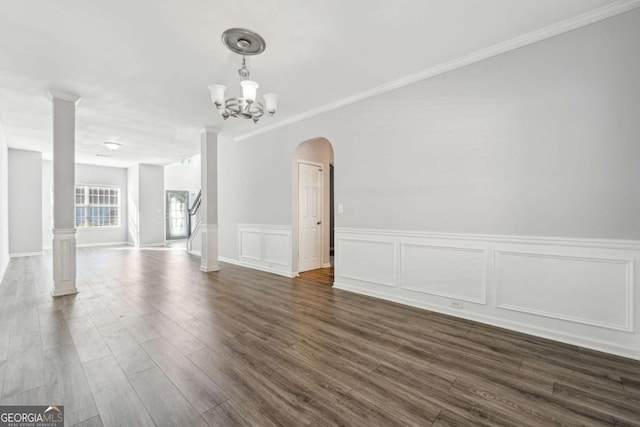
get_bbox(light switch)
[338,204,344,214]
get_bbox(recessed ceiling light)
[104,142,121,150]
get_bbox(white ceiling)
[0,0,624,168]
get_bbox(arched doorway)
[292,138,334,285]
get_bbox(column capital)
[48,90,81,104]
[203,126,221,135]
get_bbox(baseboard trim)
[333,281,640,361]
[0,256,8,284]
[77,241,129,248]
[219,256,297,278]
[10,251,45,258]
[189,250,202,257]
[322,263,332,268]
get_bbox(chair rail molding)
[333,227,640,360]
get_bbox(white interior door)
[299,161,323,272]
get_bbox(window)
[75,185,120,228]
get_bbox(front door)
[298,162,323,272]
[166,190,189,240]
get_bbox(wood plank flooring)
[0,246,639,426]
[298,267,334,286]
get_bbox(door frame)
[297,160,324,272]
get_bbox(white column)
[200,127,219,272]
[49,90,80,296]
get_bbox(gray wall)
[219,9,640,260]
[43,161,129,247]
[128,164,165,247]
[8,149,42,254]
[164,155,200,192]
[0,124,9,279]
[139,165,165,246]
[127,165,140,246]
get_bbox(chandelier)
[208,28,277,123]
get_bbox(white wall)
[218,10,640,358]
[8,149,42,255]
[127,165,140,246]
[164,155,200,192]
[43,161,128,247]
[0,123,9,280]
[139,164,164,246]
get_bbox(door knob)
[317,221,322,225]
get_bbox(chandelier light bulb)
[240,80,259,102]
[208,84,226,108]
[264,93,278,115]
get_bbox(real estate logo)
[0,405,64,427]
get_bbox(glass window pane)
[75,186,121,227]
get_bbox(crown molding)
[47,90,81,104]
[235,0,640,142]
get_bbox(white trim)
[10,251,45,258]
[200,223,220,272]
[400,243,488,305]
[494,250,634,332]
[235,0,640,143]
[77,241,129,248]
[0,257,8,284]
[53,228,76,235]
[48,90,81,104]
[337,238,396,287]
[52,229,77,297]
[333,281,640,362]
[219,256,298,278]
[322,263,332,268]
[204,126,221,134]
[237,223,292,231]
[334,227,640,251]
[237,224,295,277]
[77,227,123,231]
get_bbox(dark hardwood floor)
[1,246,639,426]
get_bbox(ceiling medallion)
[208,28,277,123]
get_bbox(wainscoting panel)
[263,232,290,266]
[401,244,486,303]
[334,228,640,360]
[337,238,396,287]
[495,250,632,332]
[239,230,262,261]
[235,224,294,277]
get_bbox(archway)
[292,138,334,284]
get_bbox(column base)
[51,228,78,297]
[200,224,220,272]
